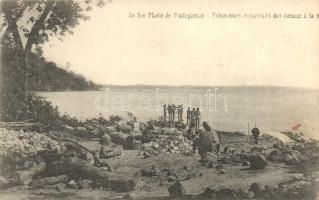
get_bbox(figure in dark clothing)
[168,104,172,122]
[251,127,260,144]
[172,104,176,121]
[183,120,198,153]
[195,108,201,131]
[197,121,220,162]
[186,107,191,124]
[179,105,183,121]
[176,105,180,120]
[163,104,167,121]
[191,108,196,126]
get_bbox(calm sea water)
[38,87,319,138]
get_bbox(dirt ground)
[0,134,309,200]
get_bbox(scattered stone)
[75,127,87,135]
[160,127,178,135]
[100,133,112,145]
[67,179,77,189]
[268,149,282,162]
[141,166,161,177]
[123,193,138,200]
[243,161,250,166]
[167,176,177,182]
[143,152,151,158]
[77,179,92,189]
[54,183,66,191]
[219,154,242,164]
[250,182,263,196]
[43,183,66,191]
[249,155,267,169]
[105,125,118,133]
[220,156,232,164]
[207,161,214,168]
[215,164,224,169]
[273,143,282,149]
[118,120,128,125]
[237,188,250,198]
[201,187,217,198]
[168,182,186,198]
[133,123,140,132]
[247,191,255,199]
[63,125,75,132]
[216,187,237,199]
[99,144,122,159]
[264,185,276,197]
[85,152,94,165]
[219,169,226,174]
[117,124,132,134]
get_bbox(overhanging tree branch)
[24,1,54,54]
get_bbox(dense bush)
[27,53,100,91]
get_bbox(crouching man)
[197,121,220,163]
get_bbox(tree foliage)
[0,0,106,121]
[1,0,107,53]
[28,52,100,91]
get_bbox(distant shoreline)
[35,85,319,92]
[99,85,319,91]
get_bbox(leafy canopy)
[1,0,107,53]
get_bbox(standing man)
[180,105,183,121]
[168,104,172,122]
[191,108,196,129]
[251,127,260,144]
[176,105,180,120]
[163,104,167,121]
[195,108,201,131]
[172,104,176,121]
[186,107,191,124]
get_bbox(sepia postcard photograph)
[0,0,319,199]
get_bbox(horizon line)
[98,84,319,90]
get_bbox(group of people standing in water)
[162,104,218,163]
[162,104,201,130]
[162,104,184,122]
[186,107,201,131]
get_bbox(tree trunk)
[46,132,112,169]
[51,157,136,192]
[24,1,54,54]
[0,20,27,121]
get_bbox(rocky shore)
[0,114,318,199]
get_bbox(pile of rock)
[0,128,62,172]
[281,131,306,143]
[267,140,319,166]
[268,148,307,165]
[0,127,137,193]
[141,134,193,157]
[258,133,284,147]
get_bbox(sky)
[42,0,319,88]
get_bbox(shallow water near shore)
[38,86,319,138]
